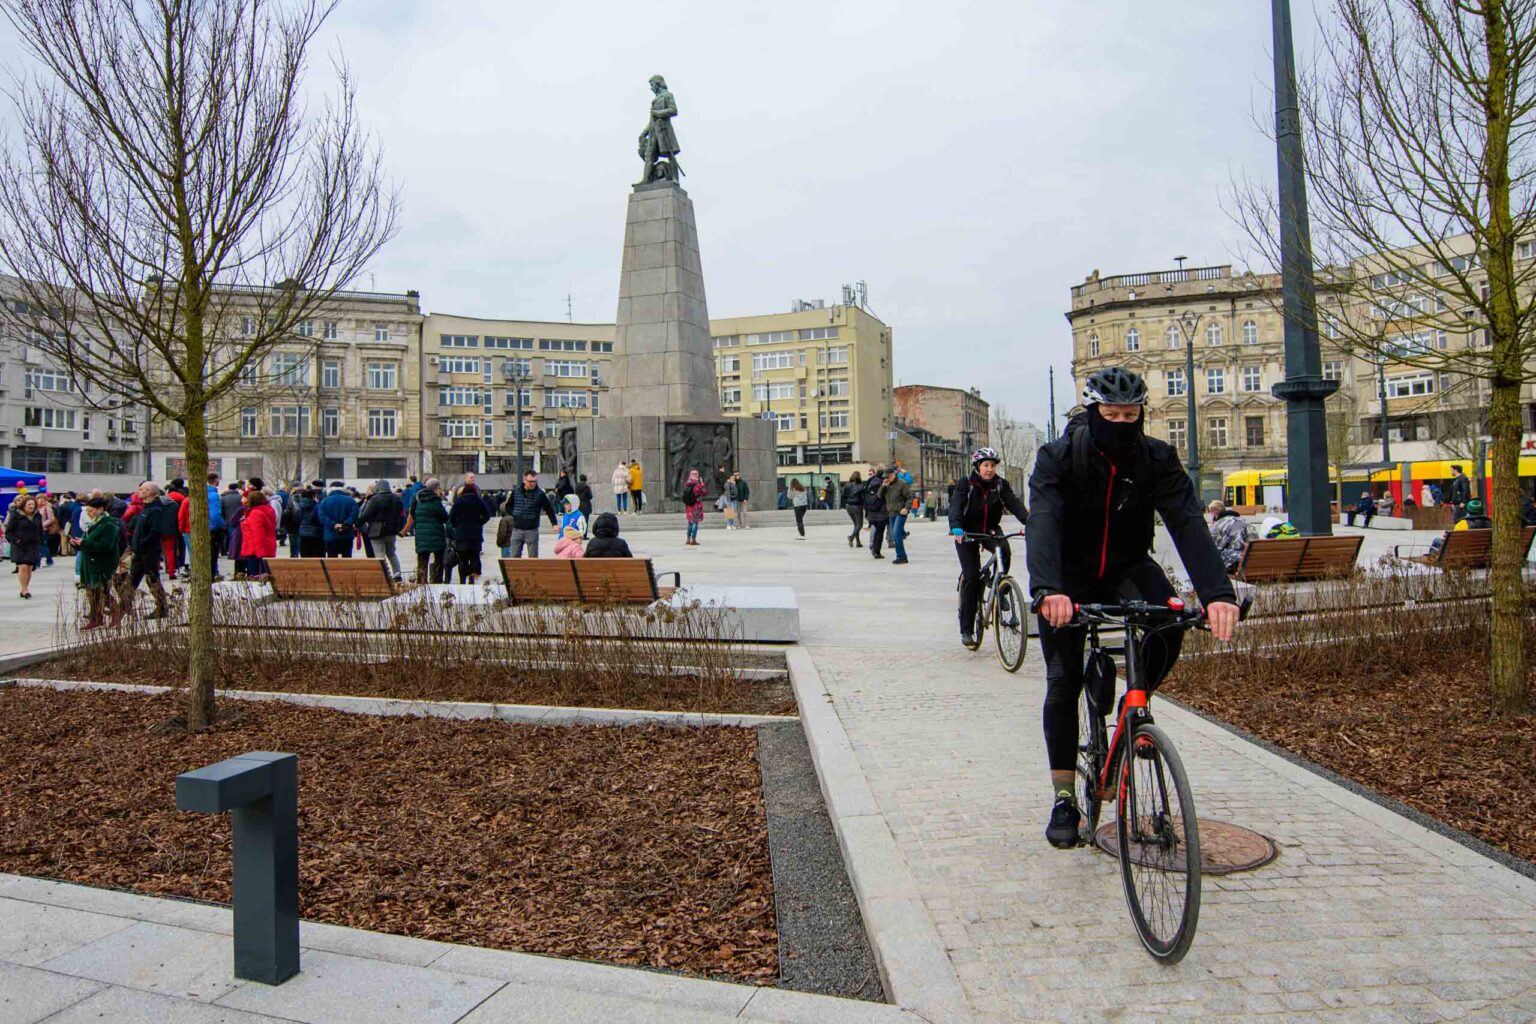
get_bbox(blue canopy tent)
[0,467,48,517]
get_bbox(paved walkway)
[4,519,1536,1022]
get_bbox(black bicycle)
[956,530,1027,673]
[1069,597,1231,963]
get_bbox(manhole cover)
[1093,819,1278,875]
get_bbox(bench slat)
[498,559,582,603]
[323,559,394,598]
[573,559,659,603]
[1237,534,1361,582]
[267,559,332,598]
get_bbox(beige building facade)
[710,302,894,483]
[152,288,425,487]
[419,315,616,483]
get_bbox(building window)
[1167,417,1186,452]
[241,316,257,337]
[439,419,480,439]
[1518,240,1536,260]
[746,331,794,345]
[798,326,839,340]
[1245,416,1265,448]
[771,412,794,431]
[820,409,850,429]
[1125,327,1140,352]
[367,409,397,438]
[1166,324,1183,350]
[1242,320,1258,345]
[13,446,68,473]
[80,449,129,474]
[712,335,739,348]
[752,351,795,372]
[366,361,398,390]
[1088,333,1100,357]
[373,323,390,341]
[321,359,341,389]
[439,386,484,407]
[722,388,741,405]
[323,321,338,340]
[825,379,850,397]
[268,406,311,436]
[753,382,795,401]
[271,352,309,387]
[1206,322,1223,346]
[240,361,259,385]
[1166,368,1186,397]
[27,369,73,394]
[440,356,480,374]
[544,389,589,409]
[825,346,848,364]
[1323,315,1340,339]
[500,358,532,378]
[1206,368,1226,394]
[719,354,741,373]
[545,359,589,378]
[322,407,340,437]
[240,407,258,437]
[502,387,533,409]
[1242,366,1262,392]
[24,407,77,430]
[591,341,613,353]
[441,335,478,348]
[1208,417,1229,448]
[298,319,314,338]
[1385,372,1435,398]
[1387,331,1435,358]
[538,338,585,351]
[357,457,406,478]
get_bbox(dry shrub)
[44,585,789,715]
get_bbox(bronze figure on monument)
[637,75,683,185]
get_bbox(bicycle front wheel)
[1076,687,1107,842]
[1116,722,1201,963]
[992,577,1027,672]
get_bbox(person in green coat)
[74,497,122,629]
[403,478,449,583]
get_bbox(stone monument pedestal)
[575,415,775,515]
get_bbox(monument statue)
[637,75,683,185]
[559,427,579,479]
[666,422,736,499]
[710,425,733,493]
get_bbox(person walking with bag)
[682,469,707,545]
[6,496,43,598]
[448,482,491,582]
[403,478,449,582]
[357,479,404,581]
[864,468,890,558]
[789,479,810,538]
[841,472,865,547]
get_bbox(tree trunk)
[182,403,217,730]
[1488,382,1526,717]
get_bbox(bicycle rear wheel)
[1075,688,1107,842]
[992,577,1027,673]
[1116,722,1201,963]
[965,578,989,649]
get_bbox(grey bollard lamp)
[175,752,300,985]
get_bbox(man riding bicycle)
[949,446,1029,647]
[1027,367,1239,848]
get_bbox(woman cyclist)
[949,447,1029,647]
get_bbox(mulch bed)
[0,687,778,982]
[29,654,797,717]
[1163,663,1536,865]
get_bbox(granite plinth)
[576,416,775,515]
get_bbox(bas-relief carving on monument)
[637,75,683,185]
[665,422,734,499]
[559,427,579,478]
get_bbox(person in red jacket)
[239,490,278,578]
[164,484,187,576]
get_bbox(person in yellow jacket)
[627,458,644,514]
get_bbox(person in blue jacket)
[317,481,358,558]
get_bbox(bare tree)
[1324,387,1365,507]
[989,404,1044,481]
[1231,0,1535,716]
[0,0,397,729]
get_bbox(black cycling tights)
[1039,558,1182,773]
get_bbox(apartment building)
[0,275,146,492]
[710,302,894,482]
[150,288,425,486]
[1067,248,1536,494]
[419,315,616,482]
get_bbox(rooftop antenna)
[369,272,376,291]
[857,281,868,309]
[566,294,573,323]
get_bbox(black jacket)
[131,497,178,555]
[841,480,865,508]
[1447,474,1471,506]
[501,485,558,531]
[357,489,403,539]
[448,490,491,549]
[575,481,594,518]
[863,476,889,523]
[583,512,632,558]
[555,475,575,502]
[1026,417,1235,606]
[5,510,42,563]
[948,473,1028,536]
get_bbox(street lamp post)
[1175,308,1205,495]
[502,361,532,475]
[1269,0,1339,535]
[1376,355,1392,464]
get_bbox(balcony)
[1072,265,1230,299]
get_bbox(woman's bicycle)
[1068,597,1242,963]
[956,530,1027,673]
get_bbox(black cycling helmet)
[1082,366,1148,406]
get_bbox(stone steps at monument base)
[585,508,945,532]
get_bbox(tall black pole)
[1181,312,1202,495]
[514,381,525,475]
[1376,357,1391,464]
[1048,367,1057,437]
[1269,0,1338,534]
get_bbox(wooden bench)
[498,557,680,605]
[267,558,394,600]
[1394,526,1536,570]
[1234,534,1364,582]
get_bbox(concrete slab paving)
[0,898,135,967]
[0,962,102,1024]
[213,948,504,1024]
[38,986,287,1024]
[40,920,244,1003]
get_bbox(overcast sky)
[8,0,1328,430]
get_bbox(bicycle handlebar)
[1068,596,1253,630]
[957,530,1026,542]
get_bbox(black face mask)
[1088,405,1144,455]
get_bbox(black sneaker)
[1046,797,1081,849]
[961,631,975,647]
